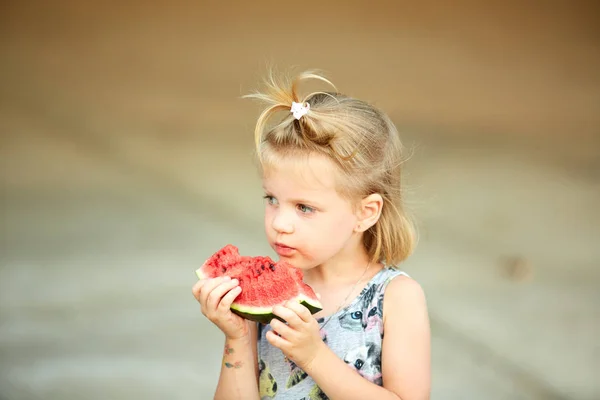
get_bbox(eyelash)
[263,195,316,214]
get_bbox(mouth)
[275,242,294,249]
[274,242,296,256]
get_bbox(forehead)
[261,152,341,198]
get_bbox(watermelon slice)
[195,244,323,324]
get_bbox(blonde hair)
[244,69,416,266]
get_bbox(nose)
[271,208,294,234]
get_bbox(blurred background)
[1,1,599,399]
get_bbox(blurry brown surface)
[1,1,599,399]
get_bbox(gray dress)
[257,267,409,399]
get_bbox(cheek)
[331,211,358,234]
[311,213,356,247]
[264,207,274,229]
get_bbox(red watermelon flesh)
[196,244,248,279]
[195,244,323,324]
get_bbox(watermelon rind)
[230,293,323,324]
[195,268,208,280]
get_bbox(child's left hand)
[266,301,325,370]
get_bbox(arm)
[305,276,431,400]
[192,277,261,400]
[214,321,260,400]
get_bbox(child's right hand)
[192,276,248,340]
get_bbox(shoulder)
[382,273,428,323]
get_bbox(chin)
[277,254,312,270]
[276,253,298,265]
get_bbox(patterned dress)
[257,267,409,399]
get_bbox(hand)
[192,276,249,340]
[266,301,325,370]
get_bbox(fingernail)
[223,276,231,281]
[232,279,238,285]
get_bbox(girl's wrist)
[301,341,329,375]
[224,321,253,343]
[225,333,251,344]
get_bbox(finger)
[266,330,290,350]
[270,318,296,340]
[192,279,206,299]
[284,301,313,324]
[199,277,231,306]
[206,278,239,311]
[272,304,303,328]
[218,285,242,311]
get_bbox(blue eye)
[263,195,278,206]
[350,311,362,319]
[297,204,315,214]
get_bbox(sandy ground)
[1,2,599,399]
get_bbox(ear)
[354,193,384,232]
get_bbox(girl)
[192,70,431,399]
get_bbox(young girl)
[192,70,431,399]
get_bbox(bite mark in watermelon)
[196,244,323,324]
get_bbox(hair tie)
[291,101,310,120]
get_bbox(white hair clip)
[291,101,310,120]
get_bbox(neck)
[304,242,378,287]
